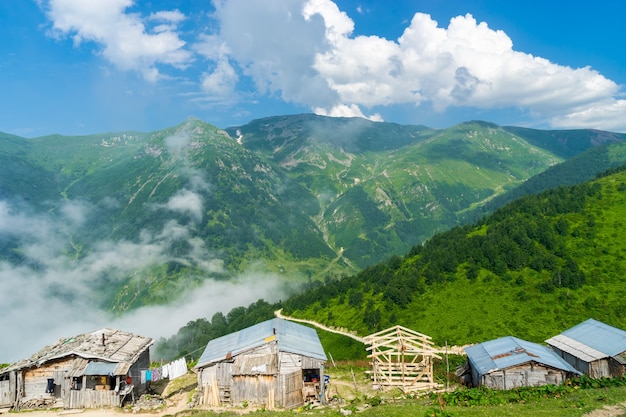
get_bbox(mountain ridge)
[2,114,626,314]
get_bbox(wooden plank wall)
[482,365,567,389]
[65,389,120,409]
[0,376,15,407]
[589,360,611,378]
[282,370,303,409]
[231,375,275,407]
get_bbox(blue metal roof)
[196,318,326,369]
[465,336,579,376]
[558,319,626,357]
[83,361,117,376]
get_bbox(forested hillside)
[2,115,625,316]
[157,164,626,360]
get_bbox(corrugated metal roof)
[196,318,326,369]
[545,334,606,362]
[84,362,118,376]
[465,336,579,376]
[81,361,132,376]
[546,319,626,359]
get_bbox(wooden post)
[328,352,336,368]
[319,364,325,405]
[445,341,449,390]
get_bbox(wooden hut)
[463,336,579,389]
[0,328,153,410]
[363,325,441,392]
[546,318,626,378]
[195,318,326,409]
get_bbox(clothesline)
[140,357,187,384]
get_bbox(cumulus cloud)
[204,0,626,130]
[551,99,626,131]
[40,0,192,81]
[201,58,239,97]
[0,198,289,363]
[37,0,626,130]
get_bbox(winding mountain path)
[274,309,365,343]
[275,309,468,355]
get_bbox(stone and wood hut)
[195,318,326,409]
[546,318,626,378]
[0,328,153,410]
[463,336,579,389]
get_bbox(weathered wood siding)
[197,341,324,408]
[553,348,591,376]
[551,347,626,378]
[231,375,276,407]
[0,371,16,407]
[588,360,611,378]
[478,363,567,389]
[128,350,151,394]
[199,362,232,387]
[609,358,626,377]
[23,358,72,399]
[65,389,120,409]
[279,352,323,375]
[281,370,303,409]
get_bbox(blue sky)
[2,0,626,137]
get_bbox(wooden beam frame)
[364,325,442,392]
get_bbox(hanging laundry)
[169,357,187,380]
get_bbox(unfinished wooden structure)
[0,328,153,410]
[546,318,626,378]
[364,325,441,392]
[463,336,579,389]
[195,318,326,409]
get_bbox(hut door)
[53,371,65,398]
[282,370,303,409]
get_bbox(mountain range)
[2,114,626,315]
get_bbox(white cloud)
[206,1,626,130]
[551,99,626,131]
[41,0,193,81]
[307,11,624,126]
[314,103,382,121]
[165,189,204,221]
[212,0,339,108]
[0,197,289,363]
[201,58,239,97]
[37,0,626,131]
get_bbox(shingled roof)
[0,328,153,375]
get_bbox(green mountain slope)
[2,115,625,313]
[228,116,620,267]
[0,119,343,311]
[502,125,626,158]
[281,165,626,346]
[480,141,626,215]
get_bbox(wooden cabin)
[0,328,153,410]
[195,318,326,409]
[463,336,579,389]
[546,318,626,378]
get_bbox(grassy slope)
[284,166,626,346]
